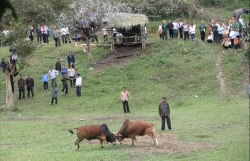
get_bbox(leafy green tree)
[3,19,39,108]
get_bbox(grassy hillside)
[0,12,249,161]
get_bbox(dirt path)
[216,50,226,96]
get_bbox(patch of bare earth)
[84,133,217,154]
[216,51,226,96]
[91,46,145,74]
[27,56,40,66]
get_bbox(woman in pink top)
[120,87,130,113]
[41,25,47,44]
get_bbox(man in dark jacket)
[67,51,75,68]
[61,73,69,94]
[55,58,61,73]
[17,74,25,99]
[36,24,42,42]
[162,20,168,40]
[26,74,34,98]
[0,58,7,73]
[158,97,172,131]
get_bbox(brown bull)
[68,124,116,150]
[116,118,159,147]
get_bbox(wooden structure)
[106,13,149,50]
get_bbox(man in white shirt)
[60,26,68,43]
[173,20,178,38]
[103,28,108,42]
[48,67,58,88]
[75,73,82,97]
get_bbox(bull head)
[115,134,123,144]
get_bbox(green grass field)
[0,13,249,161]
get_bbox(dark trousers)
[169,29,173,38]
[51,78,57,88]
[62,84,68,94]
[11,81,14,93]
[29,35,33,41]
[27,87,34,97]
[218,34,223,43]
[76,86,81,97]
[68,63,74,69]
[37,33,42,42]
[230,39,234,48]
[43,82,48,90]
[46,35,49,44]
[161,116,171,130]
[207,39,213,43]
[69,77,74,87]
[62,35,67,43]
[200,31,205,41]
[103,35,107,42]
[19,88,25,99]
[55,38,61,47]
[162,32,168,40]
[184,31,189,40]
[179,28,183,38]
[51,97,57,104]
[213,31,218,42]
[122,100,130,113]
[42,34,47,43]
[73,79,76,87]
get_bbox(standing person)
[199,21,206,41]
[29,26,34,41]
[211,20,218,43]
[61,73,69,95]
[158,97,172,131]
[73,68,78,88]
[217,23,223,43]
[183,22,189,40]
[162,20,168,40]
[75,73,82,97]
[53,28,61,47]
[120,87,130,113]
[26,74,34,98]
[41,25,47,44]
[189,23,196,41]
[10,70,19,93]
[60,26,67,43]
[144,25,147,40]
[103,28,108,42]
[158,22,162,39]
[17,74,25,100]
[48,67,58,88]
[46,25,50,44]
[61,64,67,77]
[178,20,184,38]
[0,58,7,73]
[51,85,58,105]
[42,71,49,91]
[36,24,42,42]
[55,58,61,74]
[68,65,75,88]
[168,20,174,39]
[172,20,178,38]
[67,51,75,68]
[112,27,117,42]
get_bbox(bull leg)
[131,136,137,146]
[75,138,84,150]
[100,136,109,149]
[100,140,104,148]
[148,133,159,146]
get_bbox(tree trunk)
[86,38,93,63]
[6,73,14,108]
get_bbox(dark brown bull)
[116,118,158,147]
[68,124,116,150]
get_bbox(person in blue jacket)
[61,64,67,77]
[67,51,75,68]
[42,71,49,91]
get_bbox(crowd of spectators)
[158,15,249,49]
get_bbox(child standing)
[42,71,49,91]
[51,85,58,105]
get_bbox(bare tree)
[57,0,134,63]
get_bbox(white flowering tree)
[57,0,135,63]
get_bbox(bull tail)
[152,124,163,137]
[68,128,78,134]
